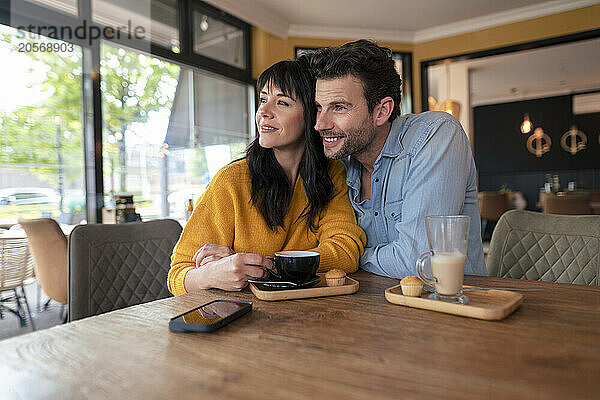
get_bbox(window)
[92,0,179,51]
[0,25,86,225]
[193,11,246,69]
[392,52,413,115]
[22,0,78,16]
[100,43,179,220]
[165,68,250,220]
[2,0,253,224]
[101,43,252,223]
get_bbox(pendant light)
[520,114,532,134]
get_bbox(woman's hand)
[192,244,235,267]
[185,253,272,292]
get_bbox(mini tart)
[325,269,346,287]
[400,276,424,297]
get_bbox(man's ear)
[374,97,394,126]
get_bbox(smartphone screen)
[181,300,248,324]
[169,300,252,332]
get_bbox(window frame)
[186,0,251,83]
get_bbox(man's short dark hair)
[310,39,402,122]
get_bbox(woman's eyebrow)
[260,88,296,101]
[276,92,296,101]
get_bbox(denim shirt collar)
[379,115,408,158]
[345,156,361,191]
[345,115,409,191]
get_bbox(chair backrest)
[487,210,600,285]
[68,219,182,321]
[0,237,35,291]
[478,191,511,221]
[541,193,591,215]
[592,191,600,215]
[18,218,68,304]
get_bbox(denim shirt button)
[374,212,378,216]
[375,178,379,182]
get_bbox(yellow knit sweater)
[168,159,366,296]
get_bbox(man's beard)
[321,123,376,160]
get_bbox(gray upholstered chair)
[487,210,600,285]
[592,191,600,215]
[68,219,182,321]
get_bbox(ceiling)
[205,0,598,42]
[467,37,600,105]
[205,0,600,107]
[425,37,600,107]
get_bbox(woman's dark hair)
[310,39,402,122]
[247,56,334,232]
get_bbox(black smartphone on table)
[169,300,252,333]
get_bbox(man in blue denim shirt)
[311,40,486,278]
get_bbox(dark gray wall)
[474,93,600,210]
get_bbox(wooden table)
[0,271,598,399]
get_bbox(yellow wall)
[252,4,600,112]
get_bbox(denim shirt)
[343,111,486,278]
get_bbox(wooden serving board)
[250,274,359,301]
[385,284,523,320]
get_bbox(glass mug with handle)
[416,215,470,304]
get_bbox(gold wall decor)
[560,126,587,155]
[527,127,551,157]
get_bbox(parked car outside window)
[0,188,61,206]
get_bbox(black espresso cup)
[267,251,320,284]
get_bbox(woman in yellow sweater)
[168,57,366,295]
